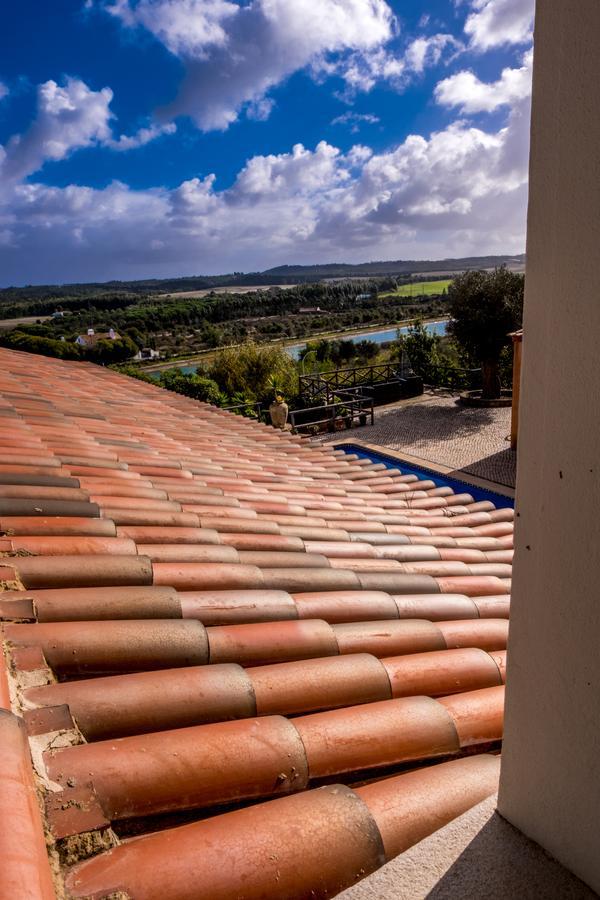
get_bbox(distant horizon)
[0,252,526,292]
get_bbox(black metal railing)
[289,393,374,435]
[222,401,263,420]
[418,365,482,392]
[299,363,405,405]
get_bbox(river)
[285,319,448,360]
[159,319,448,375]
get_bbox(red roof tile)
[0,347,512,897]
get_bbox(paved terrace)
[315,391,516,490]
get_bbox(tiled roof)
[75,331,121,347]
[0,347,512,899]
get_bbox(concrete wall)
[498,1,600,892]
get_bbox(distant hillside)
[264,255,526,278]
[0,254,525,302]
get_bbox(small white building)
[133,348,161,361]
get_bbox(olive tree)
[448,267,524,399]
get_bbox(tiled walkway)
[315,391,516,488]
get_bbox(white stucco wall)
[498,1,600,892]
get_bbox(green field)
[379,279,453,299]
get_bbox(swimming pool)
[335,443,514,509]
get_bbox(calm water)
[287,319,448,359]
[157,319,448,375]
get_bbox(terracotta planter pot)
[269,400,289,429]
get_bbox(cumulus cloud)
[464,0,535,51]
[327,33,461,101]
[405,34,461,74]
[230,141,350,200]
[105,2,465,129]
[1,78,113,181]
[435,49,532,113]
[106,0,238,56]
[0,77,179,180]
[107,0,395,130]
[0,82,8,101]
[0,94,529,283]
[105,121,177,150]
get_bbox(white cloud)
[2,78,113,181]
[332,111,380,133]
[329,33,461,100]
[464,0,535,51]
[405,34,461,74]
[0,95,529,283]
[0,82,8,101]
[105,121,177,150]
[107,0,396,130]
[230,141,349,200]
[106,0,238,56]
[106,2,465,130]
[246,97,275,122]
[435,49,532,113]
[0,77,180,179]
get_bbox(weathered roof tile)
[0,348,512,898]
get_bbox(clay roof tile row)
[0,348,512,899]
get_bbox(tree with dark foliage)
[448,267,524,399]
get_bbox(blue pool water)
[336,443,514,509]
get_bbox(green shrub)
[0,330,82,360]
[112,365,156,384]
[208,341,297,403]
[160,369,224,405]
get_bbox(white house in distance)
[75,327,120,348]
[133,347,161,361]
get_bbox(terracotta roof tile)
[0,347,512,897]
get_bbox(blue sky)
[0,0,534,285]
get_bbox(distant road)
[0,315,52,331]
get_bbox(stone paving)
[314,390,516,488]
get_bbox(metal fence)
[420,364,482,392]
[222,401,263,419]
[289,392,374,435]
[299,363,403,405]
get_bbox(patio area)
[314,390,516,489]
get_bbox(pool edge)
[333,440,516,503]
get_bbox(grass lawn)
[379,279,453,299]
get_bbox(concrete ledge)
[340,795,595,899]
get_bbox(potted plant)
[340,406,352,429]
[268,380,289,429]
